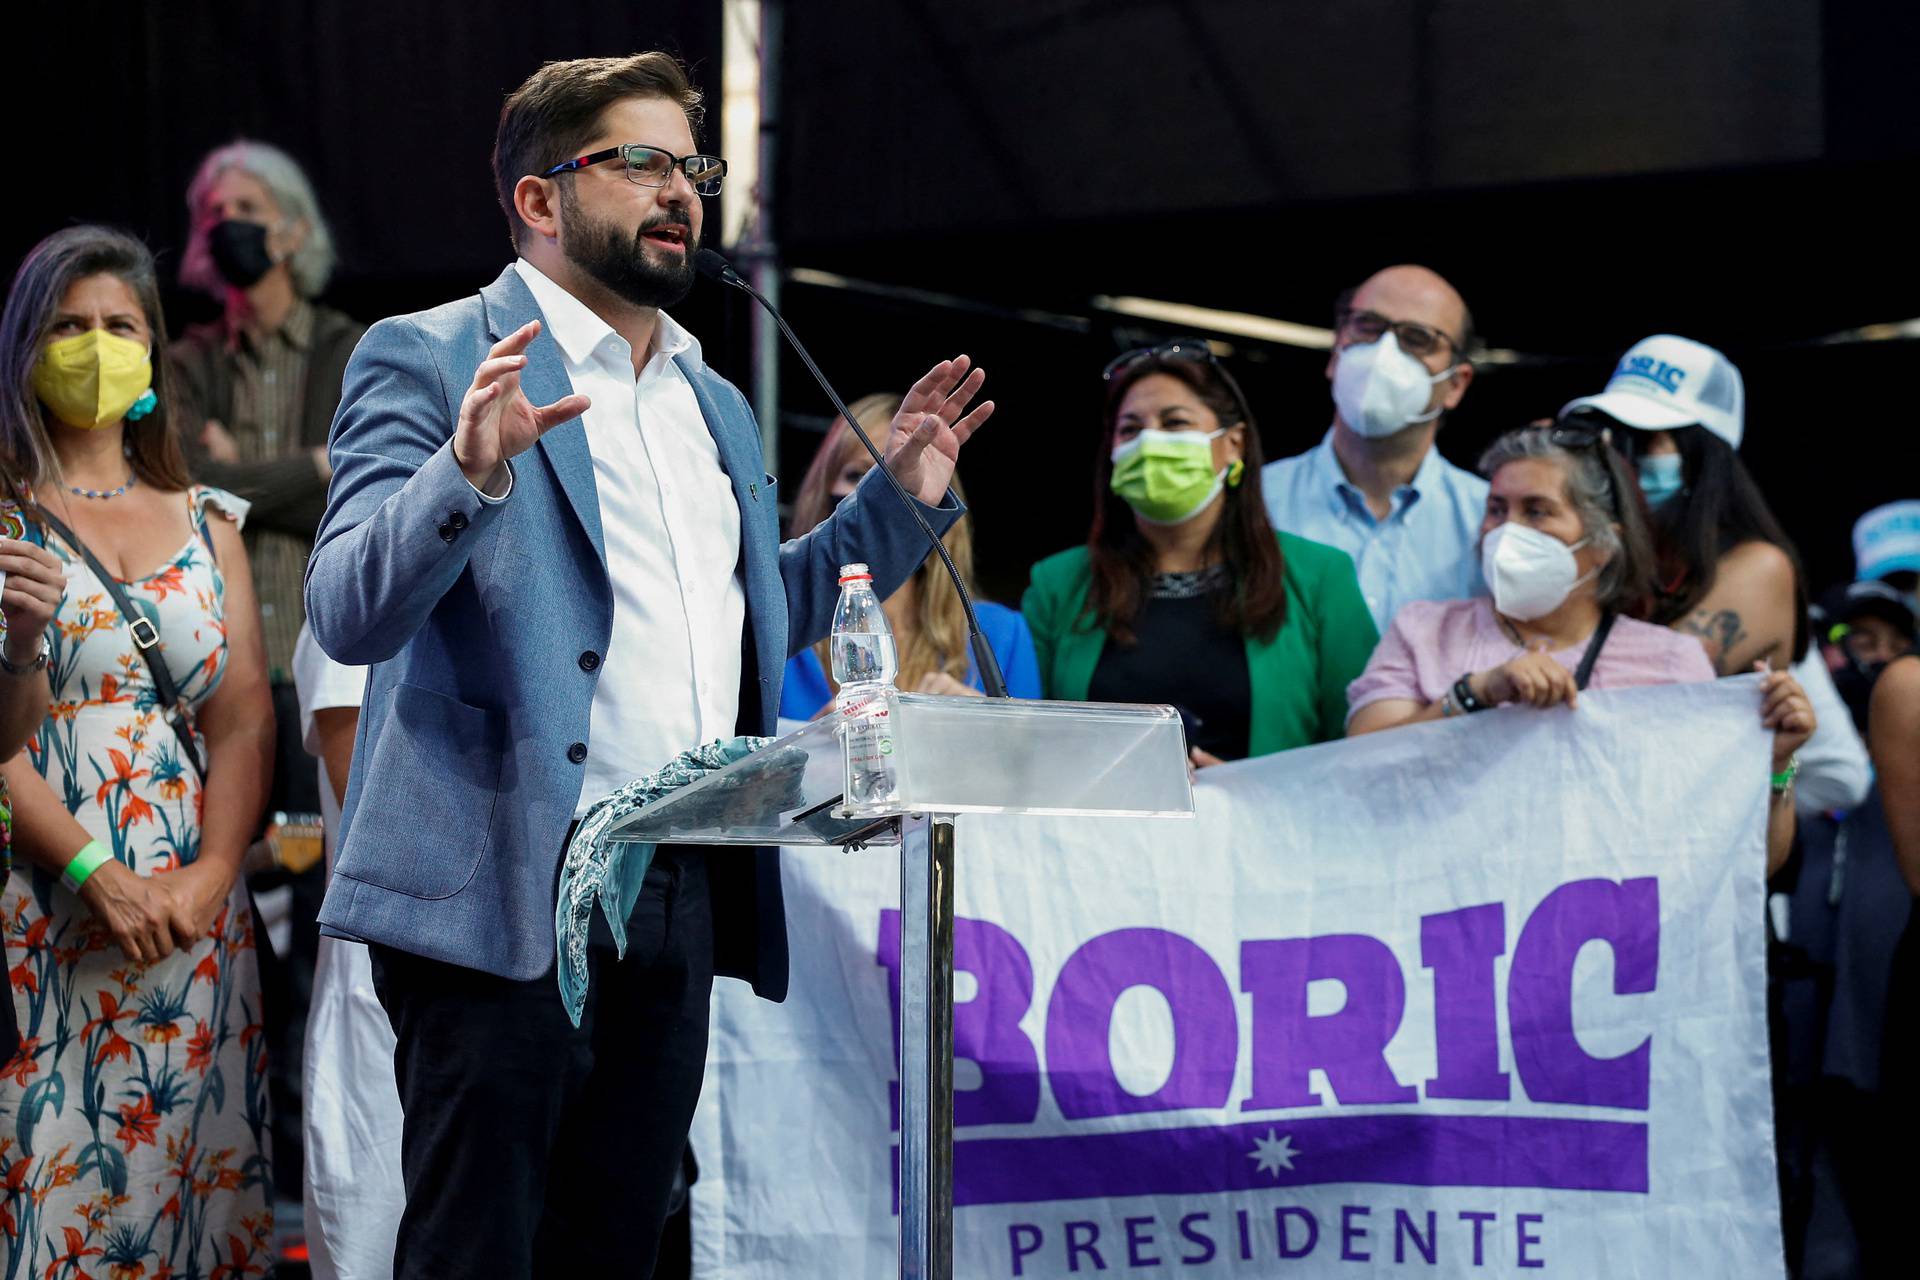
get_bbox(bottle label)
[839,686,899,807]
[839,690,889,720]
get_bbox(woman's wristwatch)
[0,632,51,677]
[1452,674,1491,714]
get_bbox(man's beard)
[559,188,697,311]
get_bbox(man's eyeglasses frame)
[540,144,728,196]
[1334,308,1465,364]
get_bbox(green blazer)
[1021,532,1381,757]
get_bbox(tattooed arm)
[1673,541,1798,675]
[1676,606,1750,675]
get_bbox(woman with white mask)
[1023,339,1379,765]
[1348,424,1814,872]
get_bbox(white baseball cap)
[1560,334,1745,449]
[1854,500,1920,582]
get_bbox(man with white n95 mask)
[1262,265,1486,634]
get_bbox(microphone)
[696,248,1009,699]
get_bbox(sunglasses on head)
[1541,418,1624,517]
[1545,420,1609,452]
[1102,336,1255,429]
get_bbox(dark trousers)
[369,849,714,1280]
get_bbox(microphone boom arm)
[702,253,1010,699]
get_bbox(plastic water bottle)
[831,563,900,811]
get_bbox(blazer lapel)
[479,267,607,574]
[676,354,760,494]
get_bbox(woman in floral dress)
[0,227,275,1280]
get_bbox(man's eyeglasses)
[1102,336,1255,430]
[1335,308,1463,362]
[541,144,728,196]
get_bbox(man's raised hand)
[882,355,994,505]
[453,320,591,495]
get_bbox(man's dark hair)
[492,53,705,248]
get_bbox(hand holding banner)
[692,680,1782,1278]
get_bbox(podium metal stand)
[611,693,1194,1280]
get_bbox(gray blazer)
[306,265,957,992]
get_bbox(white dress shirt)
[514,260,746,815]
[1789,646,1872,816]
[1263,428,1490,634]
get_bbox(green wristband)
[1770,754,1801,795]
[61,840,112,892]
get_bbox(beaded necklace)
[69,473,137,500]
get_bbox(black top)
[1086,565,1253,760]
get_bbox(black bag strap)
[1573,611,1618,692]
[34,507,207,782]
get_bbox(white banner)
[690,680,1782,1277]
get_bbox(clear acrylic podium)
[611,692,1194,1280]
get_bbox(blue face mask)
[1637,453,1685,507]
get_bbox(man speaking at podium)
[305,52,993,1279]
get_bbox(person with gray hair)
[1347,422,1814,874]
[171,138,365,680]
[168,139,366,1223]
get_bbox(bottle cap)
[837,563,872,583]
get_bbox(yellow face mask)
[32,329,154,429]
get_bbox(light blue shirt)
[1261,428,1490,634]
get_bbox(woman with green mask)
[0,225,274,1278]
[1022,338,1378,764]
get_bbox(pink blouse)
[1347,597,1718,719]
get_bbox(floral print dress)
[0,489,270,1280]
[1,779,12,1068]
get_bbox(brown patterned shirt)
[223,300,316,677]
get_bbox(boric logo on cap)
[1613,352,1688,395]
[1560,334,1745,449]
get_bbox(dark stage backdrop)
[781,0,1837,240]
[767,158,1920,609]
[4,1,1916,607]
[1,1,727,339]
[771,0,1920,604]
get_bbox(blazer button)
[438,524,455,543]
[449,511,470,531]
[567,742,589,764]
[578,651,601,672]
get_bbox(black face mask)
[207,219,276,289]
[1832,659,1880,736]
